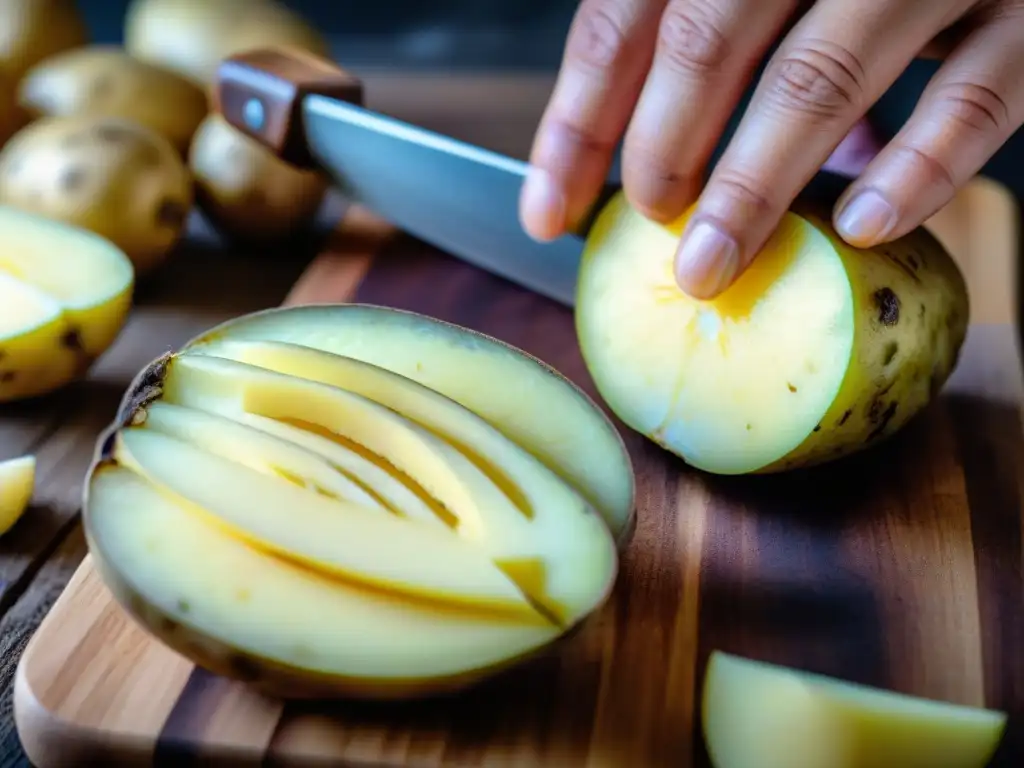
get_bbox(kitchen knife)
[210,48,857,307]
[210,47,622,307]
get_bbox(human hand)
[519,0,1024,299]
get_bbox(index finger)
[672,0,965,299]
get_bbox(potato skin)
[124,0,329,89]
[0,0,89,84]
[0,116,193,276]
[189,114,327,242]
[18,46,209,154]
[760,204,969,472]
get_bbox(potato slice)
[86,465,562,699]
[575,192,969,474]
[702,651,1006,768]
[187,304,635,543]
[0,455,35,535]
[112,426,542,618]
[84,305,631,697]
[0,205,134,402]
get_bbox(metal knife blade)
[300,94,612,307]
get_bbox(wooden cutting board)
[11,181,1024,768]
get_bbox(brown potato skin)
[0,0,89,85]
[18,46,209,155]
[189,114,328,242]
[0,116,193,276]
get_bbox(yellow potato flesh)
[113,426,541,618]
[0,205,134,402]
[188,304,635,542]
[84,305,629,697]
[159,352,617,624]
[575,192,969,474]
[87,465,562,693]
[0,455,35,535]
[702,651,1006,768]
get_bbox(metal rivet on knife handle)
[213,47,365,169]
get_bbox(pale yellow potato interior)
[0,204,132,311]
[576,195,855,474]
[0,273,59,337]
[185,304,634,539]
[702,651,1007,768]
[158,352,617,624]
[114,426,542,617]
[0,454,34,534]
[87,465,563,682]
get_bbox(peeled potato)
[18,45,210,154]
[124,0,329,90]
[189,114,328,242]
[0,116,193,276]
[0,0,89,85]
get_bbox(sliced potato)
[0,115,193,276]
[702,651,1007,768]
[83,304,634,698]
[575,192,969,474]
[19,45,209,154]
[0,204,134,402]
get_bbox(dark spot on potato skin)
[59,165,87,193]
[0,371,15,383]
[883,341,898,366]
[158,615,180,635]
[157,199,188,229]
[813,424,821,432]
[873,288,900,326]
[866,402,898,442]
[787,383,797,393]
[94,123,135,144]
[838,409,852,426]
[919,303,926,319]
[61,327,84,352]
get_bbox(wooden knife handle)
[213,47,365,168]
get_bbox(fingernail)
[674,220,739,299]
[835,189,896,244]
[520,167,566,242]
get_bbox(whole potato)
[0,116,193,276]
[18,46,209,155]
[189,114,327,241]
[0,0,89,84]
[124,0,329,89]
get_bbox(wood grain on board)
[6,178,1024,768]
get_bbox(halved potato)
[575,192,969,474]
[0,205,134,402]
[83,304,634,698]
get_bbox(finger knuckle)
[934,81,1011,135]
[566,0,635,71]
[656,1,732,75]
[710,171,776,217]
[765,41,866,121]
[895,144,957,194]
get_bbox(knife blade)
[212,47,618,307]
[211,48,858,307]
